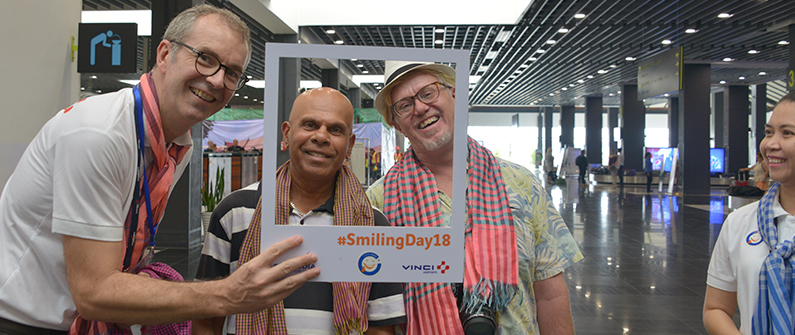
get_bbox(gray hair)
[162,4,251,68]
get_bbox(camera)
[452,283,497,335]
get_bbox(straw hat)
[374,60,456,125]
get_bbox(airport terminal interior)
[6,0,795,334]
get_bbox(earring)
[281,141,287,151]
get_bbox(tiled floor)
[554,176,742,335]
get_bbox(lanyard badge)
[123,86,156,272]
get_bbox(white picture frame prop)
[261,43,469,282]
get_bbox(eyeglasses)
[171,41,249,91]
[390,81,450,117]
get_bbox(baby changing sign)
[261,43,468,282]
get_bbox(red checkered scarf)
[68,72,190,335]
[382,136,519,334]
[235,161,374,335]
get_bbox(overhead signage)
[262,43,469,282]
[637,47,683,100]
[78,23,137,73]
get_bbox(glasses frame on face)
[171,40,249,91]
[390,81,451,118]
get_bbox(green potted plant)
[201,167,224,235]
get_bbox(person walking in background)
[576,150,589,186]
[703,90,795,334]
[609,150,618,186]
[617,148,625,187]
[544,147,556,184]
[644,152,653,192]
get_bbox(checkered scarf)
[235,161,374,335]
[67,263,190,335]
[68,72,190,335]
[382,136,519,335]
[751,182,795,334]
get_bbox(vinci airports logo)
[402,261,450,275]
[358,252,382,276]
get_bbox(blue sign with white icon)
[79,23,137,73]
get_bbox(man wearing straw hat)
[367,60,582,335]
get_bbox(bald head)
[289,87,354,127]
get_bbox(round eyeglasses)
[390,81,450,117]
[171,41,249,91]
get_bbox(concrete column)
[724,85,750,173]
[789,24,795,91]
[349,87,362,109]
[277,34,300,166]
[585,96,603,164]
[668,97,679,148]
[0,0,81,194]
[537,112,543,154]
[753,84,767,151]
[608,107,619,153]
[559,105,575,148]
[544,107,553,150]
[620,84,645,171]
[678,64,712,195]
[713,92,724,148]
[321,69,339,90]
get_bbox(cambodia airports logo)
[403,261,450,274]
[746,231,763,246]
[359,252,382,276]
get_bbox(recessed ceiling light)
[247,75,252,79]
[549,93,555,96]
[90,75,97,79]
[558,28,569,33]
[720,80,726,84]
[562,87,568,91]
[535,49,546,53]
[519,64,529,68]
[235,93,240,96]
[617,91,621,94]
[356,64,364,67]
[434,40,443,44]
[609,93,615,96]
[326,29,336,34]
[723,57,733,62]
[253,99,257,101]
[334,40,343,45]
[243,96,249,99]
[779,41,790,45]
[577,79,585,83]
[609,64,617,68]
[685,28,698,34]
[351,58,357,61]
[569,84,575,87]
[80,87,85,90]
[435,28,444,33]
[587,75,594,78]
[96,90,101,93]
[662,39,672,45]
[546,40,556,44]
[718,13,733,19]
[759,71,767,75]
[739,76,745,80]
[574,13,586,19]
[362,70,369,74]
[529,57,538,61]
[748,50,759,54]
[597,70,607,74]
[626,56,636,61]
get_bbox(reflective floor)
[554,175,738,335]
